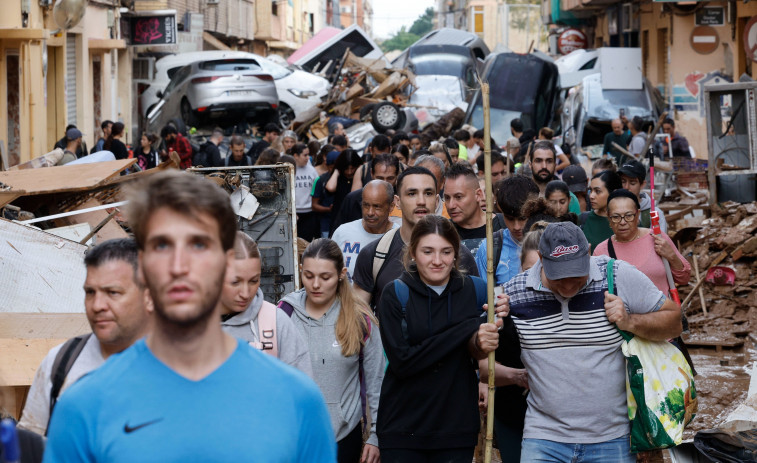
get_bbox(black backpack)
[46,333,92,435]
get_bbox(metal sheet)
[0,218,86,314]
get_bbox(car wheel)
[279,103,295,129]
[180,98,197,128]
[169,117,187,136]
[359,104,376,121]
[370,102,400,133]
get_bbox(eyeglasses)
[608,212,637,224]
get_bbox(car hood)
[280,70,330,97]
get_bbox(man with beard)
[352,167,479,310]
[43,171,335,462]
[531,140,581,212]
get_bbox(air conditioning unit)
[207,0,219,4]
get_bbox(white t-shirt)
[295,163,318,213]
[331,219,398,279]
[18,334,105,435]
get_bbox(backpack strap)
[578,211,589,227]
[47,333,92,435]
[607,237,617,260]
[372,228,399,283]
[357,313,372,434]
[277,300,295,318]
[251,301,278,357]
[393,279,410,341]
[492,229,504,279]
[470,276,488,309]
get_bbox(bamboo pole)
[481,81,496,463]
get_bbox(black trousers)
[337,424,363,463]
[380,447,474,463]
[296,212,318,242]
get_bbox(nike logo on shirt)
[124,418,163,433]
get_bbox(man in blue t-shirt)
[44,171,336,463]
[475,176,540,285]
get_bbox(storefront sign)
[696,7,725,26]
[557,28,588,55]
[121,12,177,46]
[690,25,720,55]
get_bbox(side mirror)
[156,90,163,99]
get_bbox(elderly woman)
[593,189,690,294]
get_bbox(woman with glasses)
[593,189,690,293]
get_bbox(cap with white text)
[538,222,590,280]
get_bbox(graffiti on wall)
[675,70,733,116]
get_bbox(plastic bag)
[607,258,698,452]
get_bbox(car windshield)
[468,107,523,146]
[199,59,263,72]
[411,54,468,79]
[256,58,292,80]
[586,84,652,120]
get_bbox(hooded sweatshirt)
[639,191,668,233]
[376,269,486,450]
[221,289,313,378]
[281,289,383,447]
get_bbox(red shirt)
[167,133,192,169]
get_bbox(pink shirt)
[593,232,690,295]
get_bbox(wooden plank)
[0,159,135,197]
[682,337,744,350]
[0,338,70,387]
[0,313,89,339]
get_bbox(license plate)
[229,90,253,96]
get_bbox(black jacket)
[377,269,485,450]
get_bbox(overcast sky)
[371,0,436,40]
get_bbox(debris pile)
[675,201,757,349]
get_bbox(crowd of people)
[16,116,694,463]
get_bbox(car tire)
[396,111,407,131]
[169,117,186,136]
[370,102,400,133]
[359,104,376,121]
[180,98,197,129]
[278,103,295,129]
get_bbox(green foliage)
[379,8,435,53]
[656,388,686,425]
[408,7,434,37]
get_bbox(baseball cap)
[561,165,588,193]
[66,128,83,140]
[618,160,646,181]
[326,150,340,165]
[538,222,590,280]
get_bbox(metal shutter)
[66,34,77,126]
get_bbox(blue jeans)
[521,435,635,463]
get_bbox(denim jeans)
[521,435,635,463]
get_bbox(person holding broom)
[376,215,503,463]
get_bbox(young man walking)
[43,171,335,462]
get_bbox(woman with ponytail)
[279,238,383,463]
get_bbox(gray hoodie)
[221,289,313,378]
[639,191,668,233]
[281,289,383,447]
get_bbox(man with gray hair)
[495,222,681,461]
[19,239,153,436]
[331,180,398,280]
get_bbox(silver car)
[147,58,279,132]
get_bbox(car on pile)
[141,51,329,130]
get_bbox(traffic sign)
[690,25,719,55]
[744,16,757,62]
[557,28,588,55]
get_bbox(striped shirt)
[505,255,665,444]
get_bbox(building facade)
[546,0,757,158]
[0,0,127,167]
